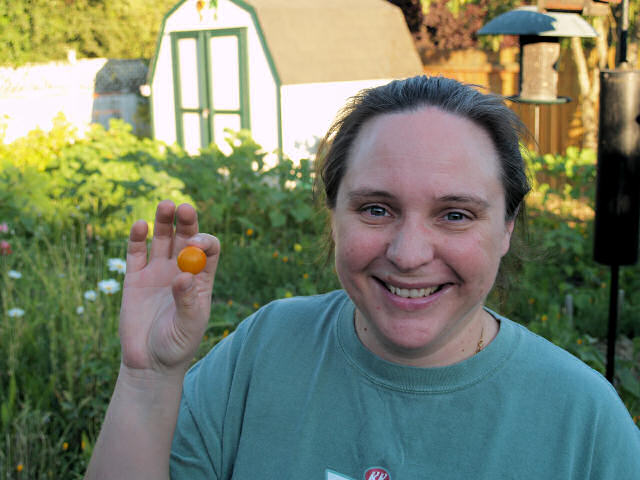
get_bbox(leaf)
[268,210,286,228]
[618,367,640,398]
[290,203,313,223]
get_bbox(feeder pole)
[605,264,619,381]
[605,0,629,383]
[596,0,638,382]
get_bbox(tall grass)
[0,232,124,478]
[0,226,340,478]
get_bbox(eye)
[444,211,469,222]
[362,205,389,217]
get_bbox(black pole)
[605,264,619,382]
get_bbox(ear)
[329,210,337,243]
[501,218,516,257]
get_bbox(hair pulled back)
[316,75,531,221]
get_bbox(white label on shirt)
[326,469,355,480]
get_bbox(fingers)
[126,220,149,274]
[185,233,221,276]
[136,201,217,274]
[149,200,177,260]
[172,203,199,256]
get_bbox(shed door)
[171,28,249,154]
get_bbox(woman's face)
[331,106,514,367]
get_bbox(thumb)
[171,273,205,333]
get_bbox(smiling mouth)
[382,281,448,298]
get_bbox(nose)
[385,217,435,272]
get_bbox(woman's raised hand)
[84,201,218,479]
[119,200,220,376]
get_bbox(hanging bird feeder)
[478,6,597,104]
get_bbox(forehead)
[343,106,502,196]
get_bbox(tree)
[0,0,177,66]
[570,16,610,150]
[386,0,424,33]
[387,0,522,52]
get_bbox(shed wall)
[152,0,279,154]
[280,79,390,161]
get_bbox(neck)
[354,307,500,368]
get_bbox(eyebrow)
[347,189,395,201]
[437,194,491,209]
[347,189,491,209]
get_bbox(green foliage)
[0,116,192,239]
[1,232,123,478]
[0,128,638,477]
[0,0,177,66]
[164,130,339,307]
[165,131,325,245]
[496,147,640,340]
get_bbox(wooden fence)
[422,48,584,155]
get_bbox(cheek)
[446,231,503,278]
[334,225,386,274]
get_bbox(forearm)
[85,365,186,480]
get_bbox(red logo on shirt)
[364,467,391,480]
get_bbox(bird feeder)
[478,6,597,104]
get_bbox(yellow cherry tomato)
[177,246,207,274]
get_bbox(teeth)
[386,283,439,298]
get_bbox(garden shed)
[148,0,422,160]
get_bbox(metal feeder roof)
[478,6,597,38]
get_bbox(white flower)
[98,279,120,295]
[7,270,22,279]
[76,306,85,315]
[107,258,126,274]
[84,290,97,301]
[8,308,25,317]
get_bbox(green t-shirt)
[171,290,640,479]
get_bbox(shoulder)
[494,315,640,457]
[257,289,350,321]
[185,290,350,379]
[179,290,352,422]
[496,314,629,411]
[233,289,351,341]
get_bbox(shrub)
[0,117,192,240]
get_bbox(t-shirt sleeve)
[589,385,640,478]
[170,390,218,479]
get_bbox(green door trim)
[170,30,209,150]
[151,0,282,156]
[171,28,249,151]
[206,27,251,134]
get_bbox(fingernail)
[189,233,209,247]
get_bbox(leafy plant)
[0,117,192,239]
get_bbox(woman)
[86,76,640,479]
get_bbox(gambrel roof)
[243,0,422,84]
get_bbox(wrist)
[116,363,187,401]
